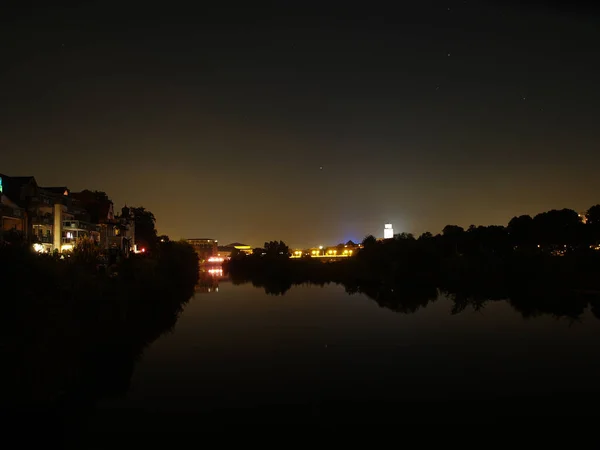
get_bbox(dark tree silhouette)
[508,215,535,248]
[131,207,157,251]
[442,225,464,236]
[362,235,377,248]
[587,205,600,243]
[532,208,583,247]
[586,205,600,226]
[441,225,465,256]
[225,200,600,318]
[263,240,290,259]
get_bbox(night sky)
[2,1,599,247]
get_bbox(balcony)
[32,235,53,244]
[32,214,53,225]
[0,204,24,219]
[63,220,99,231]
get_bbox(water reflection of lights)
[208,268,223,276]
[207,256,224,263]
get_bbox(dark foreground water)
[88,278,600,432]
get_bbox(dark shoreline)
[0,241,199,445]
[223,255,600,320]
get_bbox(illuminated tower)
[384,223,394,239]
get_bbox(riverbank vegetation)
[0,236,199,442]
[225,205,600,319]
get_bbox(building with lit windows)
[216,243,253,259]
[0,174,26,243]
[187,238,218,262]
[0,174,71,251]
[291,241,361,259]
[0,173,135,255]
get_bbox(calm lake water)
[90,275,600,429]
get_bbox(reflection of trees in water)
[1,243,199,445]
[445,291,489,315]
[252,278,292,296]
[4,284,195,445]
[441,285,600,321]
[345,281,438,314]
[229,269,293,296]
[590,299,600,320]
[230,269,600,320]
[508,291,590,321]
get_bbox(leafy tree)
[464,225,509,256]
[587,205,600,226]
[131,207,157,251]
[442,225,464,236]
[72,236,100,266]
[508,215,534,247]
[587,205,600,243]
[418,232,433,240]
[533,209,582,246]
[362,235,377,248]
[442,225,465,255]
[394,232,415,240]
[263,240,290,259]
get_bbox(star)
[319,166,323,170]
[447,53,451,57]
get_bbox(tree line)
[225,204,600,301]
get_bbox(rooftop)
[40,187,70,196]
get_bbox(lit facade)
[384,223,394,239]
[0,173,134,255]
[291,242,361,259]
[0,184,25,242]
